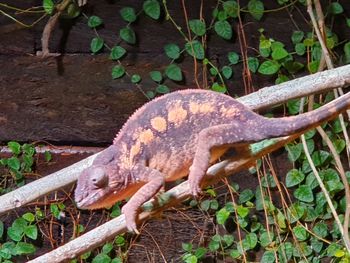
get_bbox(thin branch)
[36,0,72,58]
[1,65,350,215]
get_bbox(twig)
[307,0,350,159]
[36,0,72,58]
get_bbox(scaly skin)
[75,89,350,232]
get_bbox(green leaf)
[102,243,114,254]
[223,1,239,18]
[293,225,309,241]
[283,61,304,74]
[286,169,305,187]
[110,46,127,60]
[143,0,161,20]
[243,233,257,249]
[92,253,111,263]
[22,144,35,156]
[326,243,343,257]
[287,98,302,115]
[291,31,304,44]
[295,43,306,56]
[8,141,21,155]
[120,7,137,23]
[312,222,328,238]
[24,225,38,240]
[189,19,206,36]
[308,60,319,73]
[7,157,20,171]
[258,60,280,75]
[248,0,264,20]
[88,16,103,28]
[229,249,241,258]
[329,2,343,15]
[8,227,23,242]
[236,205,249,218]
[294,185,314,202]
[164,43,180,60]
[66,3,81,18]
[333,139,346,154]
[156,85,170,94]
[259,39,271,49]
[311,150,330,167]
[211,82,227,93]
[276,209,286,228]
[22,212,35,223]
[0,220,3,238]
[131,74,141,84]
[221,66,233,79]
[111,65,125,79]
[185,40,205,59]
[214,20,232,40]
[344,42,350,64]
[195,247,207,259]
[210,199,219,210]
[110,203,121,218]
[114,235,125,247]
[183,254,197,263]
[200,200,211,211]
[50,204,60,218]
[182,242,192,252]
[15,242,36,255]
[146,91,155,99]
[44,151,52,162]
[165,64,182,81]
[216,207,230,225]
[271,47,289,60]
[275,74,289,84]
[260,231,274,247]
[209,240,220,252]
[332,118,347,133]
[261,251,275,263]
[90,37,104,53]
[150,71,162,82]
[247,57,259,73]
[239,189,254,203]
[287,203,305,223]
[120,27,136,44]
[43,0,54,15]
[223,234,234,247]
[278,242,293,262]
[209,67,218,76]
[228,51,239,64]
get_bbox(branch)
[27,135,300,263]
[1,65,350,215]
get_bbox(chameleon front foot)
[188,168,204,197]
[121,205,140,234]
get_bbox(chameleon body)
[75,89,350,232]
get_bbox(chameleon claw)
[122,206,140,234]
[126,221,140,235]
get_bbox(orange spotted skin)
[75,89,350,232]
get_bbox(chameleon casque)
[75,89,350,232]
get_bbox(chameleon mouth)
[75,190,106,209]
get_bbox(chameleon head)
[75,164,126,210]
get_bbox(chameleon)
[75,89,350,233]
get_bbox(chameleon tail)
[261,92,350,138]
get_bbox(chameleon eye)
[90,167,108,188]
